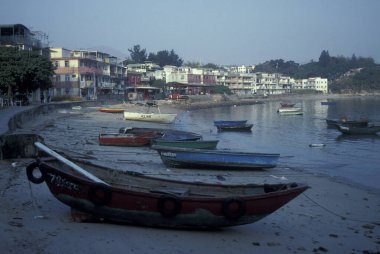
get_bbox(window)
[65,75,70,81]
[65,61,69,67]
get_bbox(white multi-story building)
[294,77,328,93]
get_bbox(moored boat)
[280,102,296,108]
[151,139,219,149]
[277,106,303,115]
[214,120,253,132]
[337,125,380,135]
[325,118,368,127]
[216,123,253,132]
[27,142,308,229]
[152,145,280,170]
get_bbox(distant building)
[294,77,328,93]
[0,23,49,57]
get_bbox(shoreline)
[1,93,380,253]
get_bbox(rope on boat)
[302,193,380,225]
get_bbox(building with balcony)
[50,48,127,99]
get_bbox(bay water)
[173,96,380,190]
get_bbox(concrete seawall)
[1,101,99,159]
[7,101,99,133]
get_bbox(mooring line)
[302,193,379,224]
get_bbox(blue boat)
[152,145,280,170]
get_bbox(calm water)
[173,96,380,190]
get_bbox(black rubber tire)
[222,197,246,220]
[26,161,45,184]
[157,194,181,218]
[88,184,112,206]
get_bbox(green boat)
[151,139,219,149]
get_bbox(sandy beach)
[1,94,380,253]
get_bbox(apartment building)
[50,48,127,99]
[294,77,328,93]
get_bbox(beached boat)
[124,111,177,123]
[337,125,380,135]
[152,145,280,169]
[98,108,125,113]
[26,142,308,229]
[99,131,161,146]
[325,118,368,127]
[151,139,219,149]
[119,127,202,141]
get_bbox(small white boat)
[124,111,177,123]
[277,107,303,115]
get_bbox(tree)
[148,49,183,67]
[0,46,54,96]
[128,45,147,63]
[319,50,331,67]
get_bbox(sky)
[1,0,380,65]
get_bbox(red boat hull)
[26,158,309,229]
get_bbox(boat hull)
[151,139,219,149]
[99,132,160,146]
[26,157,308,229]
[124,112,177,123]
[98,108,124,113]
[337,125,380,135]
[153,146,280,169]
[216,124,253,132]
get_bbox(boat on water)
[216,123,253,132]
[151,139,219,149]
[27,142,307,229]
[119,127,202,141]
[337,125,380,135]
[277,107,303,115]
[124,111,177,123]
[214,120,247,125]
[325,118,368,127]
[321,101,337,106]
[280,102,296,108]
[152,145,280,170]
[99,131,161,146]
[214,120,253,132]
[98,108,125,113]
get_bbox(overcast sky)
[1,0,379,65]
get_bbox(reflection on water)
[179,96,380,190]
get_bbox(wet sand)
[1,96,380,253]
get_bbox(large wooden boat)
[152,145,280,170]
[26,142,308,229]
